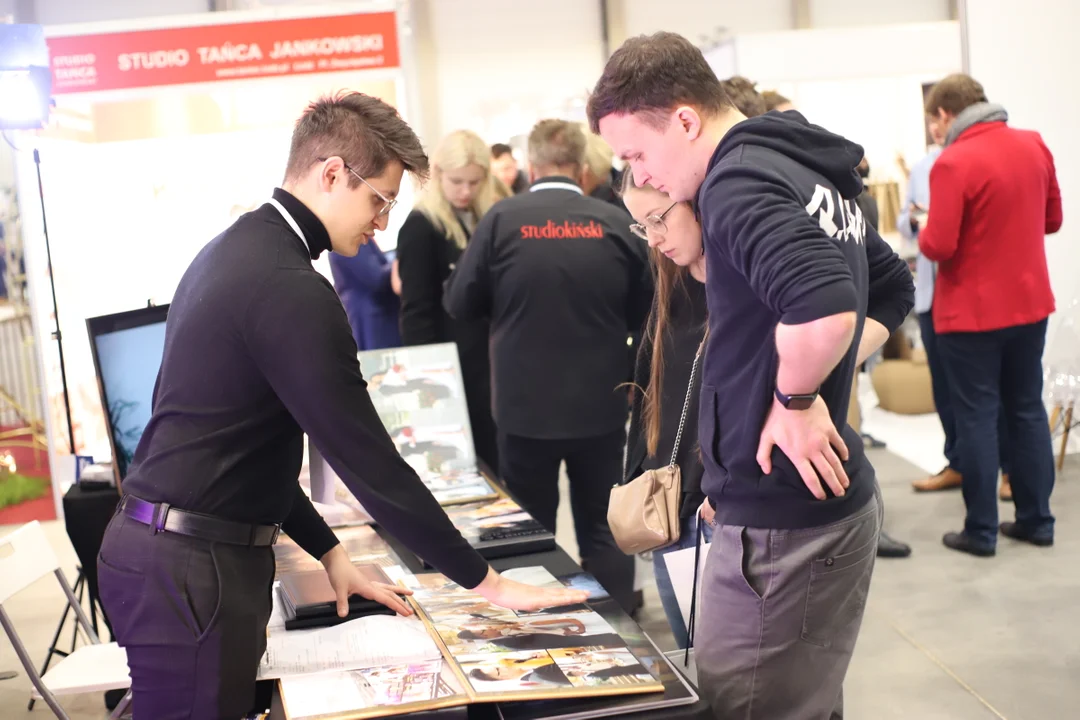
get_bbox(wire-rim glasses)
[316,156,397,217]
[629,201,678,241]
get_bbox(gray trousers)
[696,485,882,719]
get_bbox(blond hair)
[415,129,502,249]
[582,130,614,179]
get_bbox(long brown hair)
[620,171,700,458]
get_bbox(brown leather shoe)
[999,473,1012,501]
[913,466,963,492]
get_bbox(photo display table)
[264,522,712,720]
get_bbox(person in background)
[621,171,709,649]
[580,131,622,208]
[329,241,401,351]
[900,127,1013,500]
[719,75,767,118]
[919,73,1061,556]
[444,120,653,613]
[762,89,794,112]
[397,130,502,471]
[491,143,529,194]
[590,33,914,717]
[855,157,880,233]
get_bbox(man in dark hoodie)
[589,33,914,718]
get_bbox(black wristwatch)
[775,387,819,411]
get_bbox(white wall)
[29,0,209,24]
[419,0,604,144]
[809,0,950,29]
[720,22,961,186]
[622,0,793,42]
[964,0,1080,365]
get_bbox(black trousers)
[918,311,1010,473]
[937,319,1056,546]
[97,511,275,719]
[497,427,635,613]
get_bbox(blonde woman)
[397,129,503,469]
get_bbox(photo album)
[275,567,666,720]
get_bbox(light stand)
[32,147,75,454]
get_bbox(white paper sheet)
[258,614,442,680]
[662,542,712,629]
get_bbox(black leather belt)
[121,495,280,547]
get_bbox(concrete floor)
[1,450,1076,719]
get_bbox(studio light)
[0,24,51,130]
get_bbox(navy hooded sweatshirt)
[696,111,914,530]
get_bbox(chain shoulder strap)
[668,338,706,469]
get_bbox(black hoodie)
[695,111,914,530]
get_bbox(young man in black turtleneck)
[95,93,585,720]
[444,119,653,614]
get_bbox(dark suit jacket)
[328,242,401,351]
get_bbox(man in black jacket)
[445,120,652,613]
[589,33,914,718]
[95,92,585,720]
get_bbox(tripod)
[26,565,104,711]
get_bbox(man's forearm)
[775,312,857,394]
[856,318,890,366]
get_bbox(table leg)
[1059,405,1073,472]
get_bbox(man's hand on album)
[474,567,589,612]
[756,395,850,500]
[321,544,414,618]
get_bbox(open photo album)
[275,567,667,720]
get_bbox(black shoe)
[999,522,1053,547]
[942,531,996,557]
[877,531,912,558]
[105,689,127,711]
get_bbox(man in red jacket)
[919,73,1062,557]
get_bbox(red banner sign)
[45,12,400,95]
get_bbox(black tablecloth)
[62,483,121,636]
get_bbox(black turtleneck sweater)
[122,188,489,589]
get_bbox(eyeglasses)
[316,156,397,217]
[629,202,678,241]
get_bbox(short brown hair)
[284,91,429,187]
[761,90,791,112]
[586,32,730,133]
[720,76,766,118]
[527,120,586,171]
[925,74,988,117]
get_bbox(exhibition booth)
[12,1,422,518]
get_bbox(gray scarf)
[945,102,1009,146]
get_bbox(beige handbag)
[608,341,703,555]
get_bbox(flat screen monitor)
[86,304,169,482]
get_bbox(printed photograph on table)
[357,343,499,504]
[273,525,399,575]
[402,568,664,702]
[457,651,572,692]
[434,611,622,654]
[443,497,547,542]
[547,648,657,688]
[279,659,469,720]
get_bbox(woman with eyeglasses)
[396,130,507,471]
[621,172,710,650]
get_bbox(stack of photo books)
[275,567,699,720]
[279,563,399,630]
[435,496,555,562]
